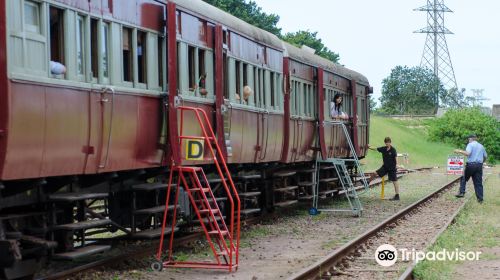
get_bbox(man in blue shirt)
[454,134,488,203]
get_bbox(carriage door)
[256,67,269,162]
[356,85,368,156]
[290,80,301,162]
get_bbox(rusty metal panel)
[40,86,88,177]
[51,0,90,11]
[229,32,264,65]
[289,60,314,82]
[138,0,165,32]
[135,96,162,166]
[2,82,45,179]
[266,48,283,72]
[111,0,137,25]
[180,11,208,46]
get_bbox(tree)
[379,66,445,115]
[203,0,340,63]
[427,107,500,163]
[282,31,340,63]
[203,0,281,36]
[440,87,474,109]
[369,95,377,112]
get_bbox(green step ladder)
[311,121,369,217]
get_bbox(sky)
[253,0,500,107]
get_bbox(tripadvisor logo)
[375,244,482,266]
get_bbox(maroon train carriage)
[0,0,371,278]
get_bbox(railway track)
[289,176,465,280]
[34,168,433,280]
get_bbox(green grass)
[413,169,500,279]
[363,116,457,171]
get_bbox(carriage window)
[188,46,195,90]
[76,16,85,75]
[50,7,65,68]
[137,31,147,84]
[302,83,307,116]
[235,61,241,102]
[102,23,109,78]
[198,49,206,96]
[122,27,133,82]
[158,36,164,88]
[91,19,99,78]
[24,1,40,33]
[270,72,275,107]
[223,53,228,98]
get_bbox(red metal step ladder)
[155,106,240,272]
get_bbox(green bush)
[427,108,500,163]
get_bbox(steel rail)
[289,176,462,280]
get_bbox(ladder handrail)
[329,121,370,192]
[178,106,241,266]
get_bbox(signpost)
[447,155,465,175]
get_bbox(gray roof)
[283,42,369,86]
[171,0,283,50]
[172,0,369,86]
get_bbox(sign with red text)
[447,155,465,175]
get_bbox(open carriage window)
[49,6,65,77]
[122,27,133,82]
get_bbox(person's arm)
[483,148,488,163]
[454,144,471,156]
[367,144,377,151]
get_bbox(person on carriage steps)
[454,134,487,203]
[368,137,403,201]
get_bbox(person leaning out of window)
[330,93,349,120]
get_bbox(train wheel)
[151,261,163,272]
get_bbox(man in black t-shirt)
[368,137,401,201]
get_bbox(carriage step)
[53,245,111,260]
[319,165,336,170]
[132,227,179,239]
[49,192,108,202]
[236,174,261,180]
[133,205,178,215]
[207,178,227,183]
[238,191,261,198]
[132,182,175,192]
[274,200,299,207]
[274,186,298,192]
[299,195,314,201]
[297,168,316,173]
[53,219,112,231]
[240,208,261,215]
[273,171,296,178]
[319,178,339,183]
[298,181,315,187]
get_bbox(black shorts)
[376,166,398,181]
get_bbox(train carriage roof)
[283,42,370,86]
[172,0,369,86]
[171,0,284,50]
